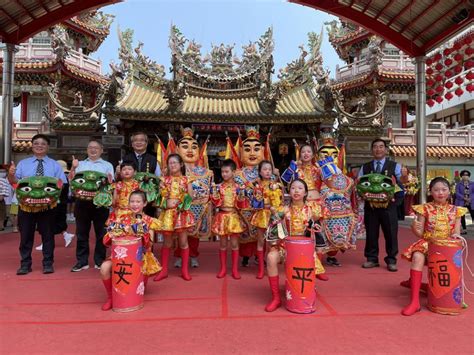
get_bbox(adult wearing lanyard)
[70,140,114,272]
[9,134,66,275]
[358,138,404,272]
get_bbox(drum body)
[111,237,145,312]
[427,238,463,315]
[285,237,316,314]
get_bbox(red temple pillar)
[20,92,28,122]
[400,101,408,128]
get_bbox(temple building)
[0,10,113,161]
[102,26,339,169]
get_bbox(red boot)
[265,276,281,312]
[153,246,170,282]
[231,249,241,280]
[400,278,428,293]
[401,269,422,316]
[101,278,113,311]
[181,247,192,281]
[217,249,227,278]
[256,250,264,279]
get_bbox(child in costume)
[212,159,247,279]
[250,160,284,279]
[112,162,140,213]
[264,179,325,312]
[401,177,466,316]
[100,190,161,311]
[154,154,194,282]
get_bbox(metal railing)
[389,122,474,146]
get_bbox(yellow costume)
[157,176,194,232]
[211,181,246,236]
[402,203,467,261]
[251,179,284,229]
[113,179,140,212]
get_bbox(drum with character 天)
[285,237,316,314]
[111,237,145,312]
[427,238,464,315]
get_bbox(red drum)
[285,237,316,314]
[427,238,464,315]
[111,237,145,312]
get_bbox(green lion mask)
[16,176,62,213]
[357,173,395,208]
[70,170,107,201]
[135,172,160,204]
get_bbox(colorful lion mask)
[134,172,160,204]
[70,170,107,201]
[16,176,63,213]
[357,173,395,208]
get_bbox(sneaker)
[35,244,43,251]
[94,264,101,270]
[174,258,182,268]
[241,256,249,267]
[190,257,199,268]
[63,232,75,247]
[66,214,76,223]
[327,256,341,267]
[71,263,89,272]
[12,227,19,233]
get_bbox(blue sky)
[95,0,345,77]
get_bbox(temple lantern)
[445,81,454,89]
[426,58,433,65]
[455,76,464,85]
[434,53,442,61]
[464,36,472,45]
[435,85,444,93]
[427,98,435,107]
[435,96,444,103]
[427,78,435,86]
[445,92,453,101]
[453,42,462,51]
[466,71,474,80]
[435,63,443,71]
[444,70,453,78]
[455,87,464,96]
[427,88,435,96]
[443,48,452,56]
[426,67,434,75]
[454,65,463,74]
[466,83,474,93]
[465,60,474,69]
[454,53,463,62]
[435,74,443,82]
[465,47,474,56]
[444,58,453,66]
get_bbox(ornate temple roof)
[331,68,415,91]
[104,26,336,125]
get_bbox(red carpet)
[1,226,473,354]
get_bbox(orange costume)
[104,209,161,275]
[211,181,246,236]
[157,176,194,232]
[250,179,284,229]
[282,161,322,210]
[402,202,467,261]
[112,179,140,212]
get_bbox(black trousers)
[54,185,69,235]
[18,208,56,268]
[364,204,399,265]
[74,200,109,266]
[461,207,474,230]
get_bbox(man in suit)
[358,138,405,272]
[120,132,161,177]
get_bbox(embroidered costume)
[250,179,284,229]
[112,179,140,212]
[211,181,246,236]
[282,161,322,210]
[156,176,194,232]
[402,203,467,261]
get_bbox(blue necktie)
[36,159,44,176]
[375,161,382,173]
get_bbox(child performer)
[212,159,247,279]
[401,177,466,316]
[112,161,140,213]
[99,190,161,311]
[154,154,195,282]
[264,179,325,312]
[250,160,284,279]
